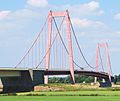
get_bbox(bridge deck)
[44,70,110,78]
[0,68,112,79]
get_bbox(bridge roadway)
[45,70,111,79]
[0,67,112,79]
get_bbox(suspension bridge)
[0,10,114,93]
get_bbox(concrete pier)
[0,69,44,93]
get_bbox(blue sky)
[0,0,120,75]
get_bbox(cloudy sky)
[0,0,120,75]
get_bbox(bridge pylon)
[96,43,112,82]
[45,10,75,84]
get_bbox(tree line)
[114,74,120,83]
[48,74,120,84]
[49,75,94,83]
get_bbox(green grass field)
[0,96,120,101]
[0,90,119,101]
[1,84,120,101]
[17,91,120,96]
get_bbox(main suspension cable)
[52,16,89,69]
[68,14,97,69]
[15,16,49,68]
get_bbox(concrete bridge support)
[0,70,44,93]
[98,78,112,87]
[99,80,112,87]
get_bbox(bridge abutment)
[0,70,44,93]
[98,77,114,87]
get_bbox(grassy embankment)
[0,83,120,101]
[0,96,120,101]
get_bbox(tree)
[49,75,94,83]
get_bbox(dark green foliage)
[49,75,94,83]
[114,74,120,83]
[49,77,65,83]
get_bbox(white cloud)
[27,0,48,7]
[81,1,99,11]
[72,18,106,29]
[0,10,11,20]
[116,31,120,35]
[72,18,89,27]
[114,13,120,20]
[49,1,104,17]
[110,48,120,52]
[0,9,43,31]
[67,1,104,17]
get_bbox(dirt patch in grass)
[34,83,100,92]
[34,86,64,91]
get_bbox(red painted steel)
[105,43,111,81]
[96,43,111,81]
[96,44,99,72]
[45,11,52,84]
[65,10,75,84]
[45,10,75,84]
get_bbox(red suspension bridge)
[0,10,114,92]
[15,10,113,83]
